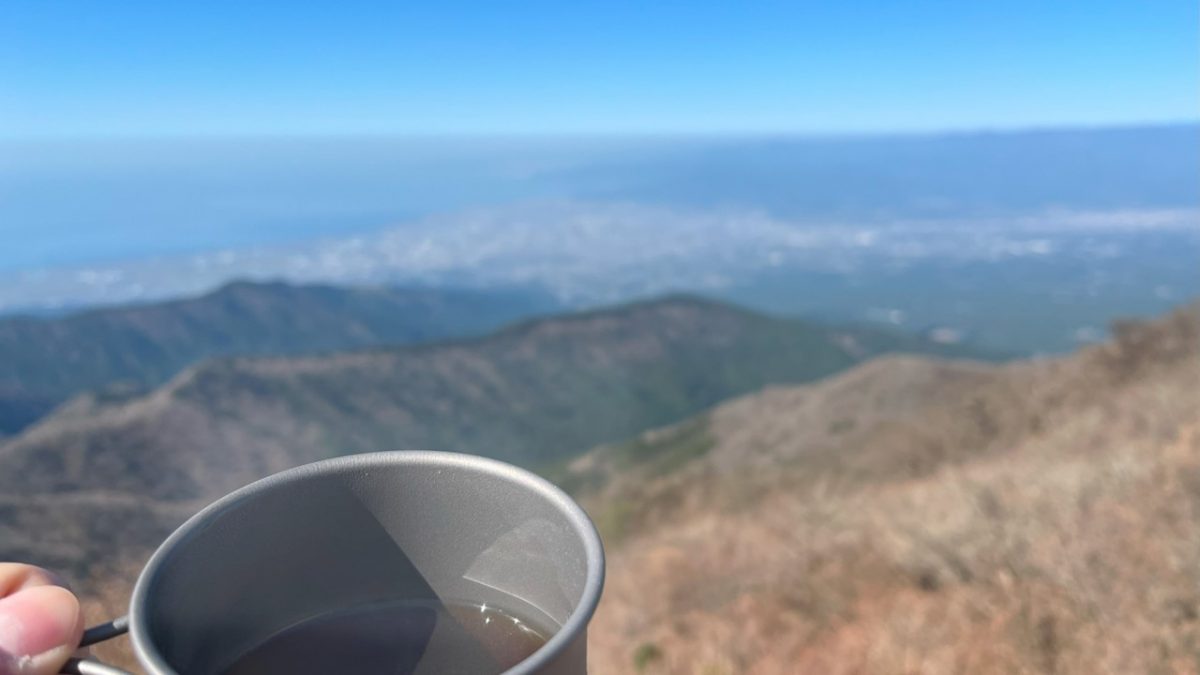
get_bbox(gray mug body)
[121,451,604,675]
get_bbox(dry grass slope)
[583,303,1200,674]
[0,296,972,505]
[5,301,1193,674]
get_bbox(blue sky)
[1,0,1196,137]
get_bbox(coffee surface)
[221,599,552,675]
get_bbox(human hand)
[0,564,83,675]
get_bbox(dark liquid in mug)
[222,600,552,675]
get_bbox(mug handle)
[59,616,134,675]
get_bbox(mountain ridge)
[0,280,559,434]
[1,301,1193,673]
[571,302,1200,673]
[0,295,986,505]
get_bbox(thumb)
[0,585,83,675]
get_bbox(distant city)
[2,126,1198,353]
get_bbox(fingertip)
[0,585,83,675]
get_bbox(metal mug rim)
[127,450,606,675]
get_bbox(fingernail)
[0,586,81,661]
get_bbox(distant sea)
[0,136,598,271]
[2,125,1196,272]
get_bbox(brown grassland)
[581,305,1199,674]
[69,303,1200,674]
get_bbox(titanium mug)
[68,451,605,675]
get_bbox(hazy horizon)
[3,1,1198,352]
[3,123,1197,272]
